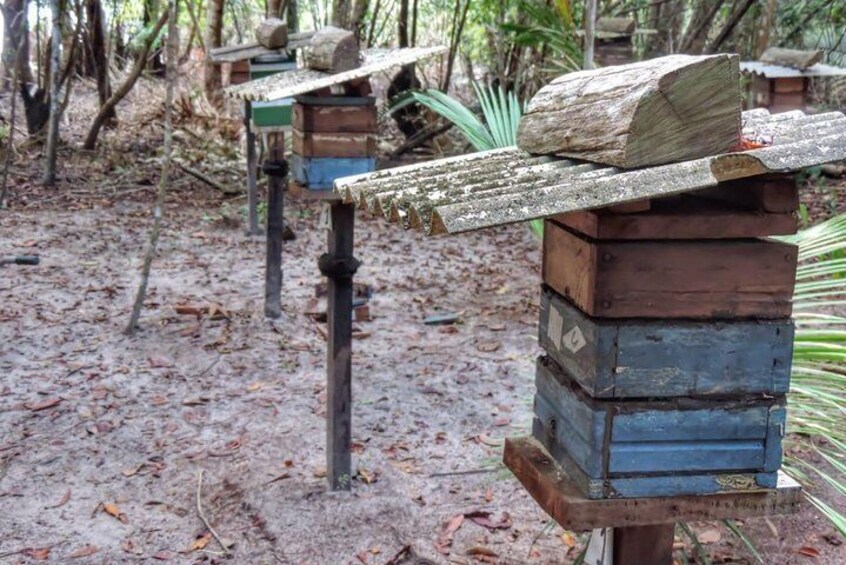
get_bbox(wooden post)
[320,202,358,490]
[245,100,260,236]
[613,525,674,564]
[263,132,286,319]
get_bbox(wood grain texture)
[539,287,794,398]
[293,130,376,158]
[293,102,378,133]
[255,18,288,49]
[694,174,798,213]
[305,26,360,73]
[760,47,823,70]
[504,436,801,530]
[517,54,741,168]
[292,155,376,190]
[532,356,786,498]
[326,202,355,490]
[553,195,797,240]
[542,220,798,319]
[613,525,674,565]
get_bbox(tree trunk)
[583,0,597,69]
[268,0,282,17]
[43,0,62,186]
[1,0,33,90]
[398,0,409,47]
[204,0,224,105]
[126,0,177,335]
[143,0,165,75]
[86,0,115,125]
[754,0,777,57]
[332,0,350,28]
[704,0,759,54]
[287,0,298,32]
[84,8,169,150]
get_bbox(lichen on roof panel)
[335,109,846,235]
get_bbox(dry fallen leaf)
[798,546,821,558]
[103,502,128,523]
[435,514,465,555]
[25,398,62,412]
[699,529,722,544]
[465,511,512,531]
[191,533,212,551]
[467,546,498,557]
[69,545,99,559]
[22,548,50,561]
[45,488,71,509]
[561,531,576,548]
[247,382,264,392]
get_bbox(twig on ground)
[175,160,238,194]
[196,469,231,555]
[429,467,497,478]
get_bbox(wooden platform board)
[503,436,801,531]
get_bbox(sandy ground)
[1,181,844,565]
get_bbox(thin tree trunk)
[398,0,409,47]
[126,0,177,335]
[86,0,114,124]
[44,0,62,186]
[583,0,597,70]
[705,0,758,53]
[332,0,349,28]
[204,0,224,105]
[83,8,169,150]
[287,0,298,32]
[0,44,21,208]
[1,0,33,90]
[439,0,469,93]
[185,0,205,52]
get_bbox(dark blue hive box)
[532,356,785,499]
[539,286,794,399]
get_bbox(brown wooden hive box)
[293,102,378,134]
[543,220,798,319]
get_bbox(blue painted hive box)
[539,286,794,399]
[532,355,785,499]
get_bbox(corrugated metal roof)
[224,46,447,102]
[334,109,846,235]
[209,31,316,63]
[741,61,846,79]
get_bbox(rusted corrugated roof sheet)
[224,46,446,101]
[335,109,846,235]
[209,31,316,63]
[741,61,846,79]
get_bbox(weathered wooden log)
[596,17,636,34]
[306,26,360,73]
[760,47,822,70]
[517,54,741,168]
[255,18,288,49]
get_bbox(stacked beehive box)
[291,95,378,189]
[533,177,799,499]
[513,54,799,500]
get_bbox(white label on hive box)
[563,325,586,354]
[547,306,564,350]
